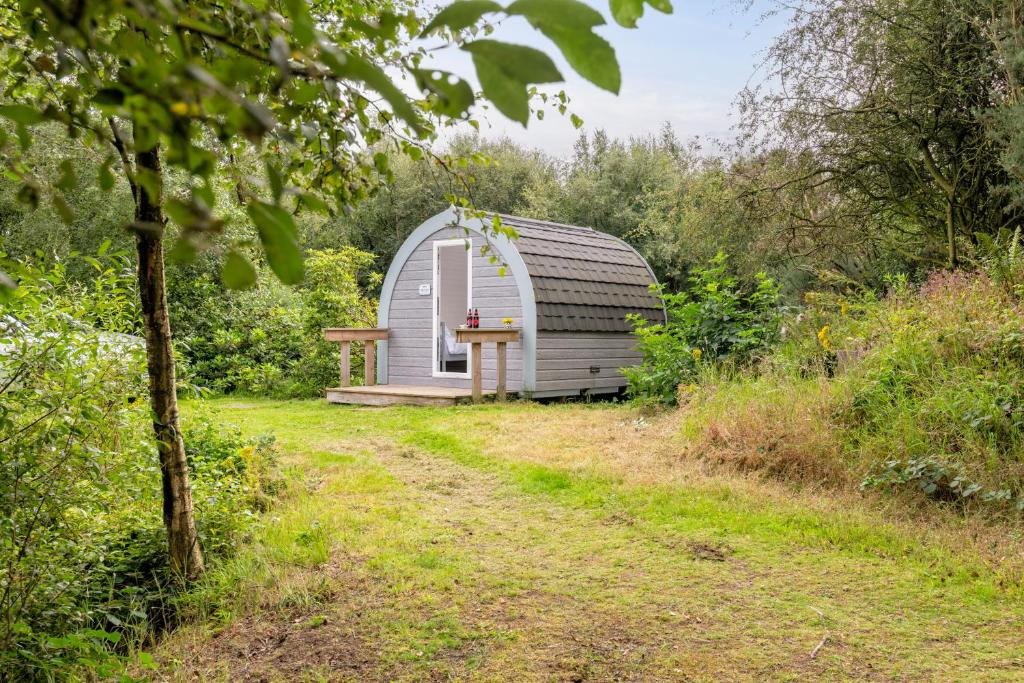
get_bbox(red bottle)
[472,308,480,328]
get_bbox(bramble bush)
[0,251,282,681]
[625,252,782,404]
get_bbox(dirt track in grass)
[158,399,1024,682]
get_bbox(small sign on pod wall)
[418,283,430,295]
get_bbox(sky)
[418,1,787,157]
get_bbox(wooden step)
[325,384,496,407]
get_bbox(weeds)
[651,255,1024,517]
[861,456,1024,511]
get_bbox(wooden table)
[455,328,521,402]
[324,328,389,387]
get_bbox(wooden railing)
[323,328,389,387]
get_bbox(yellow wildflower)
[840,301,849,316]
[169,101,190,116]
[692,348,703,362]
[817,324,831,351]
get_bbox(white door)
[432,239,472,378]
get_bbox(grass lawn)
[159,398,1024,682]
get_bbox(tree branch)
[919,139,955,197]
[107,118,138,205]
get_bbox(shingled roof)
[493,213,665,333]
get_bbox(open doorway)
[432,239,471,377]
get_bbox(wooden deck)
[325,384,497,407]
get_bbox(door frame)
[431,238,473,379]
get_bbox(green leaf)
[266,161,284,203]
[321,49,424,132]
[169,237,197,264]
[82,628,120,643]
[137,652,158,671]
[56,159,77,191]
[462,40,563,124]
[298,192,329,214]
[405,144,424,161]
[98,157,116,191]
[0,104,45,125]
[608,0,673,28]
[347,12,404,41]
[509,0,606,29]
[222,249,258,289]
[422,0,502,36]
[507,0,620,93]
[283,0,316,47]
[16,183,39,209]
[413,69,475,118]
[247,201,304,284]
[164,199,193,228]
[52,193,74,225]
[14,122,31,151]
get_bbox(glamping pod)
[325,208,663,405]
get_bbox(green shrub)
[185,412,283,558]
[0,252,158,679]
[171,247,378,397]
[0,251,282,681]
[294,247,380,393]
[625,252,782,403]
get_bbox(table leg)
[339,340,351,387]
[471,341,483,402]
[363,340,376,386]
[496,341,507,401]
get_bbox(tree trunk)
[946,200,958,269]
[919,139,959,268]
[134,146,204,580]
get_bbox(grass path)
[160,399,1024,682]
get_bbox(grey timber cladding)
[495,213,664,333]
[533,332,641,394]
[386,226,524,391]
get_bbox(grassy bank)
[674,269,1024,520]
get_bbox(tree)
[979,1,1024,213]
[740,0,1022,268]
[305,134,560,278]
[0,0,671,579]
